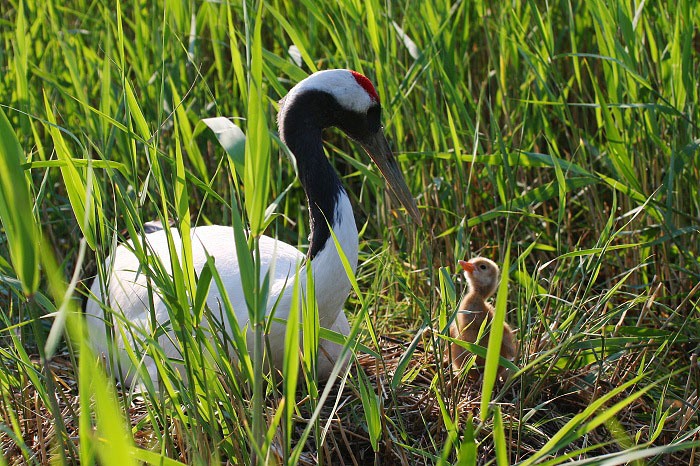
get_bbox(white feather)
[85,191,358,386]
[286,69,375,113]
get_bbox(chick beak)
[458,260,475,274]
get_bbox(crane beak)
[360,130,421,223]
[459,260,475,274]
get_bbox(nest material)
[1,339,696,465]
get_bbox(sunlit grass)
[1,0,699,464]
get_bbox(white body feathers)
[86,192,357,386]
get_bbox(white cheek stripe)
[289,69,374,114]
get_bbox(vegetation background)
[1,0,699,464]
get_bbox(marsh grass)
[1,0,699,464]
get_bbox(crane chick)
[449,257,517,376]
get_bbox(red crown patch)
[350,71,379,103]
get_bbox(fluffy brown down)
[449,257,517,375]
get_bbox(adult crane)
[86,69,420,386]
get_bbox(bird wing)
[85,225,306,369]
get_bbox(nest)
[1,338,696,465]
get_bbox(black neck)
[279,92,345,260]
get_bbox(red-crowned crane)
[86,69,420,387]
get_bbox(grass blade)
[43,92,99,250]
[480,245,511,420]
[0,107,39,295]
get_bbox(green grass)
[1,0,699,464]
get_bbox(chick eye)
[479,264,487,270]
